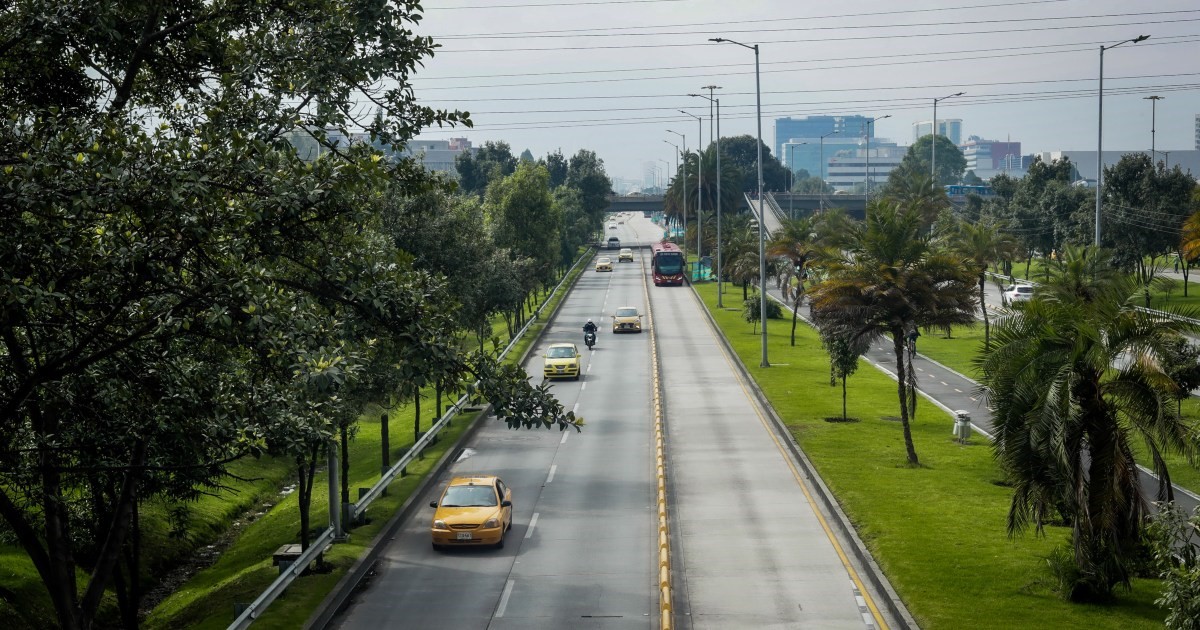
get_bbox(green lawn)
[696,284,1168,629]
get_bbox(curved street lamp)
[690,88,724,305]
[710,36,769,367]
[931,92,964,185]
[666,130,687,252]
[1096,35,1149,245]
[680,109,704,261]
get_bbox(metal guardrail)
[226,249,593,629]
[228,528,335,630]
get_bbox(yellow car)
[429,475,513,550]
[612,306,643,333]
[618,248,634,262]
[594,257,613,272]
[543,342,581,380]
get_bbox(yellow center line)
[704,315,890,630]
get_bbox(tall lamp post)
[711,36,768,367]
[931,92,964,185]
[690,88,724,305]
[1144,95,1164,159]
[666,131,687,252]
[680,110,704,262]
[864,115,889,195]
[1096,35,1149,245]
[819,130,836,210]
[657,158,670,191]
[785,142,807,218]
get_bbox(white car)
[1003,285,1034,305]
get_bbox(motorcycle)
[584,330,597,350]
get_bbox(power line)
[412,36,1200,91]
[432,17,1200,52]
[427,0,689,10]
[430,0,1074,36]
[434,9,1199,40]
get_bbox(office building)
[825,144,907,192]
[913,119,963,146]
[960,136,1024,179]
[1033,149,1200,182]
[774,115,873,165]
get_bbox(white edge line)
[560,431,569,444]
[495,579,515,617]
[546,464,557,484]
[525,512,539,539]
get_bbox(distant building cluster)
[285,129,475,177]
[773,113,1200,192]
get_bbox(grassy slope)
[697,283,1165,629]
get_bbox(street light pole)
[1144,95,1164,159]
[863,116,889,195]
[711,36,768,367]
[1096,35,1149,245]
[666,131,687,253]
[691,87,724,305]
[681,110,704,262]
[931,92,964,186]
[820,130,835,210]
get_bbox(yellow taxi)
[543,342,581,380]
[612,306,643,333]
[594,257,613,272]
[429,475,513,550]
[618,248,634,262]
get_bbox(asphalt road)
[333,217,657,629]
[653,260,893,629]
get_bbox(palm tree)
[768,216,816,345]
[977,245,1200,601]
[809,199,976,465]
[947,217,1017,349]
[1177,208,1200,295]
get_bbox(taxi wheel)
[495,532,505,550]
[432,542,445,552]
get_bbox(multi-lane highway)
[331,213,901,629]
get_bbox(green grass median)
[695,284,1167,629]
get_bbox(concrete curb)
[303,251,591,629]
[689,283,919,630]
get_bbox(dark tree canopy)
[717,135,789,193]
[902,135,967,187]
[456,141,518,198]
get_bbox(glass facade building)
[774,116,873,166]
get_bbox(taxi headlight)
[432,520,449,531]
[484,517,500,529]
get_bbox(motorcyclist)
[582,319,598,335]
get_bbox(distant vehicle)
[543,342,581,380]
[612,306,643,333]
[608,224,618,230]
[1003,284,1034,305]
[429,475,513,550]
[607,236,621,249]
[651,241,685,286]
[595,257,613,272]
[618,248,634,262]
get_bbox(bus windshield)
[654,253,683,275]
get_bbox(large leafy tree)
[718,135,789,193]
[895,135,967,187]
[0,2,576,628]
[487,162,561,293]
[1102,153,1198,277]
[977,245,1200,601]
[809,199,977,465]
[455,141,518,198]
[565,149,613,221]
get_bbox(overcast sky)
[407,0,1200,186]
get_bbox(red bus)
[651,241,685,286]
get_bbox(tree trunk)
[380,412,390,474]
[979,272,990,350]
[790,288,802,347]
[297,443,319,551]
[339,424,349,521]
[894,332,920,465]
[841,375,848,421]
[414,392,421,443]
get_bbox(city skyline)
[406,0,1200,184]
